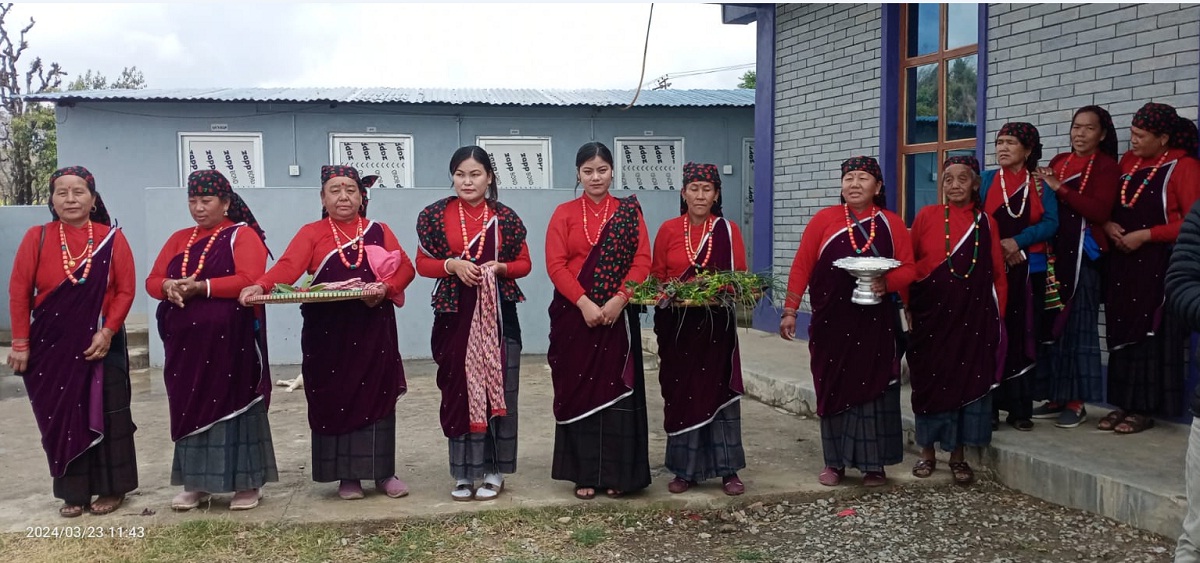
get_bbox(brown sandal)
[948,461,974,485]
[59,504,85,518]
[87,494,124,515]
[1114,413,1155,434]
[911,458,936,478]
[1097,410,1126,431]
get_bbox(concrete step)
[128,347,149,371]
[642,327,1189,539]
[125,324,149,348]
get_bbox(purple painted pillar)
[976,4,989,160]
[880,5,900,212]
[751,4,779,333]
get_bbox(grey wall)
[985,3,1200,163]
[45,100,752,322]
[773,3,884,311]
[0,206,55,334]
[137,187,683,365]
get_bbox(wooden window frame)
[897,3,979,221]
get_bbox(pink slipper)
[376,476,409,498]
[338,480,364,500]
[818,466,844,487]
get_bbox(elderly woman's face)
[841,170,880,211]
[682,180,718,218]
[323,177,362,221]
[51,175,95,227]
[942,164,978,206]
[189,195,230,230]
[995,135,1030,169]
[1130,125,1170,158]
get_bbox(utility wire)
[623,3,654,110]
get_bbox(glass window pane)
[906,4,940,57]
[905,63,939,145]
[904,152,940,223]
[946,4,979,50]
[945,55,978,141]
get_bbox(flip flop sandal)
[59,504,85,518]
[1097,410,1127,431]
[88,495,124,515]
[1114,413,1156,435]
[605,489,624,499]
[574,486,596,500]
[948,461,974,485]
[911,458,937,478]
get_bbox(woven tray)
[246,288,385,305]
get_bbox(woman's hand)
[575,296,605,328]
[238,285,265,307]
[1115,228,1151,253]
[600,295,626,326]
[173,276,206,306]
[1000,238,1025,266]
[6,349,28,374]
[479,260,508,277]
[870,277,888,297]
[448,259,482,287]
[1035,167,1062,192]
[1104,221,1126,244]
[83,328,114,361]
[362,282,387,307]
[779,314,797,341]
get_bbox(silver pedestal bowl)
[832,256,902,305]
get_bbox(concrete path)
[677,328,1190,539]
[0,356,948,534]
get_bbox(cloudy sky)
[12,3,758,91]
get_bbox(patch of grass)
[735,548,768,561]
[569,525,606,548]
[498,558,588,563]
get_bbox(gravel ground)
[540,481,1176,563]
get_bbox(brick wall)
[986,3,1200,164]
[773,3,883,308]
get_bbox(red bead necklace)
[998,169,1030,218]
[1058,154,1095,194]
[683,215,716,268]
[327,216,364,270]
[843,204,877,254]
[59,220,94,285]
[582,196,612,247]
[458,200,490,262]
[1119,151,1170,208]
[180,225,226,278]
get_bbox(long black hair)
[449,145,499,203]
[1073,105,1119,160]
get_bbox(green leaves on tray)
[624,270,777,309]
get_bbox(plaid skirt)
[53,329,139,506]
[171,400,279,493]
[1035,258,1104,403]
[1107,310,1187,418]
[550,309,651,492]
[914,393,993,451]
[448,338,521,480]
[664,400,746,482]
[820,383,903,473]
[310,413,396,482]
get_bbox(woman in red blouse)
[238,165,415,500]
[907,155,1006,485]
[6,166,138,518]
[650,162,748,496]
[1101,102,1200,434]
[779,156,916,487]
[416,146,531,501]
[146,170,276,511]
[545,142,652,500]
[1029,106,1121,429]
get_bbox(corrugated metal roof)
[26,87,755,107]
